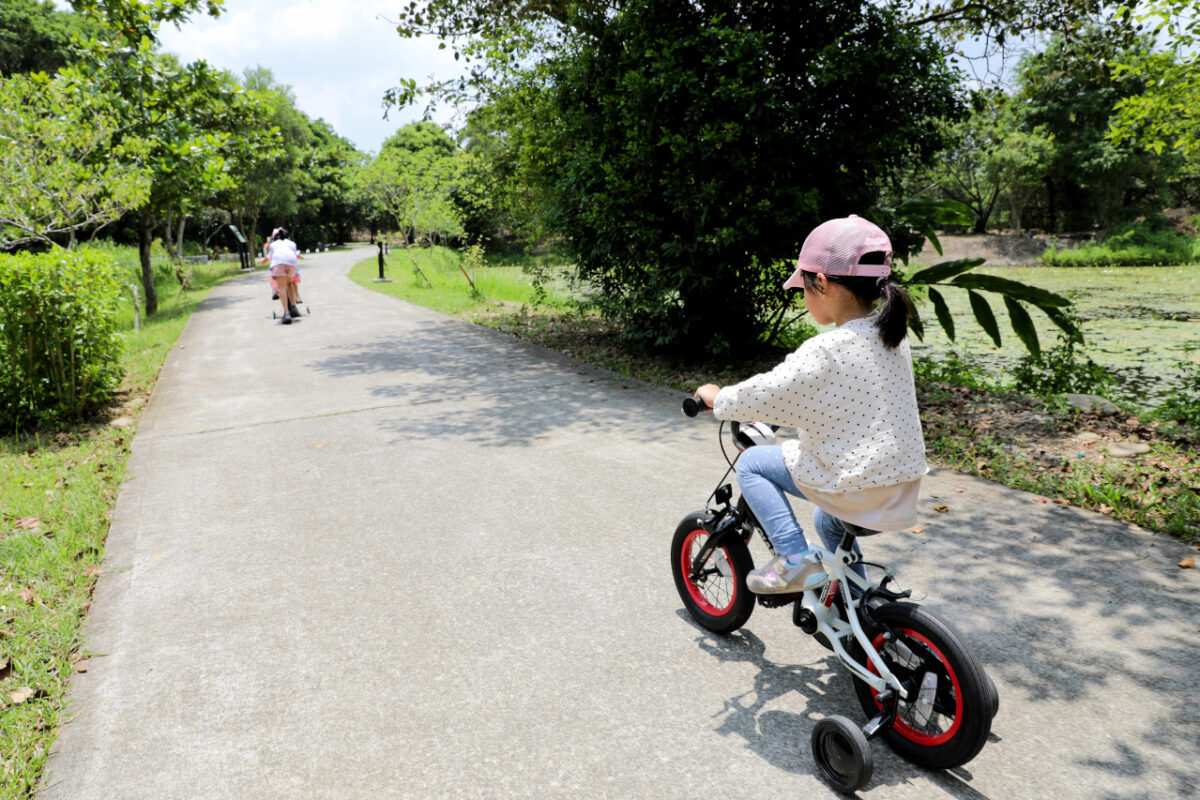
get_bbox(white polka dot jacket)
[714,314,929,495]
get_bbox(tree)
[212,67,308,257]
[391,0,1081,357]
[65,27,271,313]
[62,0,244,314]
[1015,25,1169,231]
[991,127,1056,235]
[0,72,150,250]
[925,106,1008,234]
[1108,1,1200,166]
[356,123,465,245]
[0,0,102,76]
[523,0,962,353]
[293,119,365,247]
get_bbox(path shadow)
[306,319,680,449]
[862,473,1200,797]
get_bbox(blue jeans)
[735,445,866,580]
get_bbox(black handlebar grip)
[682,396,710,417]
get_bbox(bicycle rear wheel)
[849,602,992,770]
[671,512,755,634]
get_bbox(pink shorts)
[269,263,298,279]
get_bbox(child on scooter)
[693,215,927,594]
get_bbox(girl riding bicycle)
[265,227,303,323]
[694,215,927,595]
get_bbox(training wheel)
[811,715,873,793]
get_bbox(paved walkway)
[40,247,1200,799]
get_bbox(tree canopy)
[459,0,963,352]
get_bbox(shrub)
[0,250,124,430]
[1157,362,1200,428]
[1011,331,1114,397]
[913,351,997,390]
[1042,222,1198,267]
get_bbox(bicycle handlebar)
[682,396,711,417]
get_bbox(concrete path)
[40,247,1200,799]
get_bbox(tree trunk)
[175,215,186,260]
[248,208,261,257]
[164,212,176,259]
[1044,177,1058,232]
[139,208,159,315]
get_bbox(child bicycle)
[672,397,998,793]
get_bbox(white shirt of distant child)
[266,230,300,271]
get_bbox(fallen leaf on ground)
[953,487,965,493]
[1098,504,1114,514]
[1033,497,1048,504]
[1180,557,1195,569]
[908,526,924,534]
[20,588,37,605]
[1053,498,1070,506]
[8,687,34,705]
[14,518,40,530]
[933,504,949,513]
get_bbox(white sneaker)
[746,552,826,594]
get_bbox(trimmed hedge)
[0,250,124,431]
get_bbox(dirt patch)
[920,233,1081,266]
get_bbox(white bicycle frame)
[799,544,910,700]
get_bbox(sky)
[152,0,467,154]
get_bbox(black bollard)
[374,241,392,283]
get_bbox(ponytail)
[875,278,913,349]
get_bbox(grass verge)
[0,256,237,799]
[348,245,575,317]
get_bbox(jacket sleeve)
[712,340,832,423]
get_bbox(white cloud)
[155,0,467,153]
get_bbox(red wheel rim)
[681,529,738,615]
[868,627,963,746]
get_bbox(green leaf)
[928,287,955,341]
[898,197,974,227]
[906,295,925,341]
[907,258,985,285]
[1004,295,1040,358]
[1043,306,1081,339]
[926,228,943,256]
[968,290,1002,347]
[950,273,1071,308]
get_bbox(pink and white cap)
[783,215,893,289]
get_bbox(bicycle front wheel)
[850,602,993,770]
[671,512,755,634]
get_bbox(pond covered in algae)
[904,263,1200,410]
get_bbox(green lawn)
[348,245,577,316]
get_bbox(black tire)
[811,716,873,793]
[984,672,1000,720]
[671,512,755,634]
[849,602,992,770]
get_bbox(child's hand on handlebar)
[694,384,721,408]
